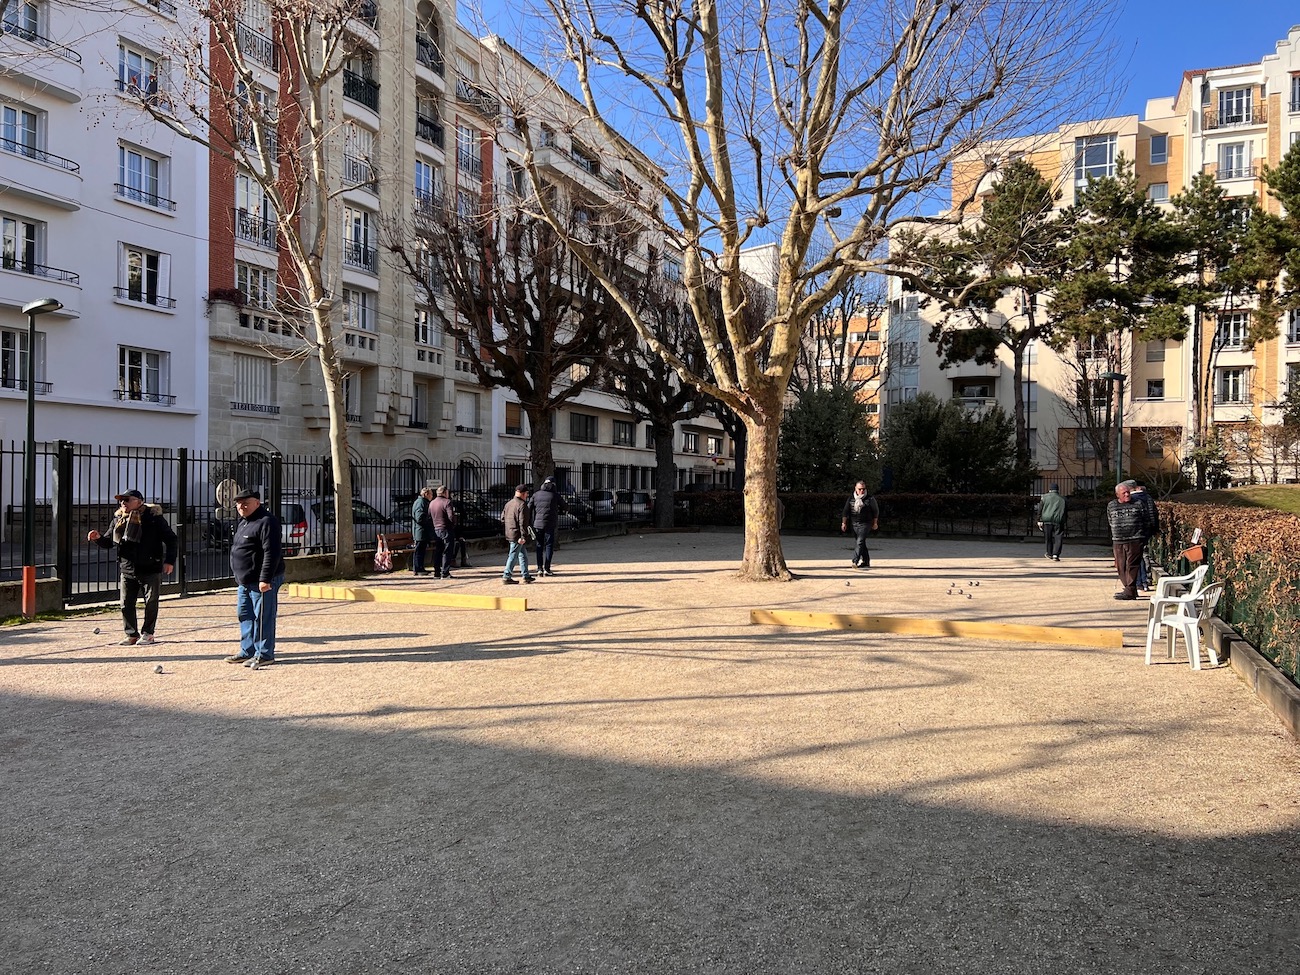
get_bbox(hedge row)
[1153,503,1300,687]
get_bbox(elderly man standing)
[411,486,435,576]
[501,484,535,585]
[428,485,456,579]
[1107,482,1154,601]
[226,489,284,668]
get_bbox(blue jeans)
[237,574,283,660]
[534,529,556,573]
[503,540,531,580]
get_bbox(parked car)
[294,496,394,553]
[561,492,592,525]
[615,490,653,518]
[587,489,616,519]
[203,500,309,555]
[391,496,505,540]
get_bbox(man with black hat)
[501,483,535,584]
[530,475,566,576]
[226,489,284,669]
[1035,483,1067,562]
[87,489,177,646]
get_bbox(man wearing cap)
[501,483,535,584]
[1035,483,1067,562]
[530,476,565,576]
[87,489,178,646]
[226,489,284,668]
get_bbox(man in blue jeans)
[226,489,285,669]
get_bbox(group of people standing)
[1107,479,1160,601]
[410,485,466,578]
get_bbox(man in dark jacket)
[411,487,434,576]
[87,489,177,646]
[840,481,879,569]
[1035,484,1068,561]
[1127,479,1160,590]
[428,485,456,578]
[226,489,284,668]
[501,484,535,584]
[531,476,566,576]
[1107,482,1154,601]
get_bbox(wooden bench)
[379,531,415,556]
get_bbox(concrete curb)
[1208,618,1300,741]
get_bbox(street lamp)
[1101,370,1127,486]
[20,297,62,619]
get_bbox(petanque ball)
[153,664,164,674]
[93,627,101,634]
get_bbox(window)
[2,1,39,38]
[343,122,374,186]
[505,402,523,436]
[457,124,482,177]
[1216,367,1247,404]
[1074,433,1097,459]
[118,346,168,402]
[342,288,374,332]
[1219,142,1249,180]
[1145,339,1165,362]
[1286,310,1300,345]
[2,214,38,273]
[613,419,634,446]
[118,144,173,210]
[232,353,274,409]
[955,381,992,400]
[540,124,556,148]
[1292,75,1300,113]
[343,373,361,420]
[236,262,274,309]
[1216,311,1248,349]
[1218,87,1252,125]
[683,431,700,453]
[1074,134,1117,184]
[2,102,37,158]
[569,413,598,443]
[1146,379,1164,400]
[1021,380,1038,413]
[0,326,45,392]
[1026,428,1037,458]
[413,307,441,348]
[118,42,166,103]
[1149,133,1167,165]
[414,159,437,208]
[234,173,274,247]
[1147,182,1168,203]
[663,258,683,282]
[1142,431,1166,459]
[644,425,654,449]
[119,244,171,307]
[455,389,480,432]
[343,206,376,272]
[706,435,723,455]
[507,161,526,196]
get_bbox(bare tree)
[123,0,371,572]
[514,0,1118,579]
[788,273,888,400]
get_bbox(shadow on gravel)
[3,689,1297,974]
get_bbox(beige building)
[885,23,1300,487]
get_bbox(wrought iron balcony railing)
[0,136,79,172]
[114,286,177,308]
[236,20,277,70]
[233,208,277,248]
[342,240,377,273]
[455,80,499,119]
[416,34,444,75]
[343,69,379,111]
[0,255,79,283]
[115,389,177,406]
[0,376,52,394]
[1,20,81,61]
[343,154,375,189]
[415,113,444,148]
[1203,104,1268,129]
[230,401,281,414]
[115,182,177,210]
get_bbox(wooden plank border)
[750,609,1123,649]
[287,583,527,612]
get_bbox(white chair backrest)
[1196,583,1225,621]
[1157,564,1208,600]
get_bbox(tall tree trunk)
[738,411,789,580]
[653,424,677,529]
[1191,307,1207,490]
[313,306,356,577]
[1011,345,1028,465]
[525,405,555,483]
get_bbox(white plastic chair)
[1145,583,1225,670]
[1146,565,1209,629]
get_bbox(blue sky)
[1112,4,1297,116]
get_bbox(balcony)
[456,148,483,179]
[415,34,444,76]
[534,144,623,197]
[114,286,177,309]
[1,255,79,284]
[0,138,81,209]
[1204,161,1260,183]
[1,19,80,62]
[139,0,177,14]
[115,389,177,406]
[407,419,429,430]
[354,0,377,29]
[115,182,176,211]
[0,377,53,395]
[343,70,379,112]
[236,21,277,70]
[236,115,279,159]
[414,188,444,219]
[1,136,78,173]
[342,240,377,273]
[455,80,499,119]
[345,412,363,424]
[343,154,375,190]
[231,401,281,415]
[115,76,170,111]
[1,21,83,102]
[455,424,483,434]
[233,208,277,249]
[415,113,444,148]
[1203,104,1268,130]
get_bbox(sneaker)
[119,636,139,646]
[851,560,859,568]
[1053,556,1061,562]
[225,653,253,664]
[502,577,518,585]
[523,575,535,583]
[138,633,156,645]
[1044,553,1054,560]
[442,572,454,579]
[245,656,274,669]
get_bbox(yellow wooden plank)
[750,609,1123,649]
[286,583,527,612]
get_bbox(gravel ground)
[2,531,1297,974]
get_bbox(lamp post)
[1101,370,1127,487]
[20,297,63,619]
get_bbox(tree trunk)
[653,424,677,529]
[313,308,356,577]
[1011,345,1028,465]
[737,411,790,581]
[525,406,555,483]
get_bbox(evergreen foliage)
[878,393,1032,493]
[777,387,878,492]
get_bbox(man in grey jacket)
[1107,482,1154,601]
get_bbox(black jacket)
[93,505,177,578]
[842,493,879,527]
[531,484,566,532]
[230,505,284,587]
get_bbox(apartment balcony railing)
[1204,161,1261,182]
[415,33,444,75]
[0,377,53,394]
[455,424,483,434]
[415,113,444,148]
[1203,104,1268,129]
[354,0,378,30]
[345,412,363,424]
[0,255,79,283]
[456,148,483,178]
[115,389,177,406]
[141,0,178,15]
[115,182,177,210]
[230,401,281,415]
[115,76,170,109]
[455,79,499,119]
[114,286,177,309]
[342,240,377,273]
[237,116,279,157]
[1293,97,1300,113]
[407,419,429,430]
[233,208,277,249]
[343,70,379,112]
[236,20,277,69]
[343,153,375,189]
[1,136,79,172]
[413,188,443,217]
[1,20,81,61]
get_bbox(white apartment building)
[0,0,210,460]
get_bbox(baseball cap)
[233,488,261,501]
[516,483,531,494]
[114,489,145,502]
